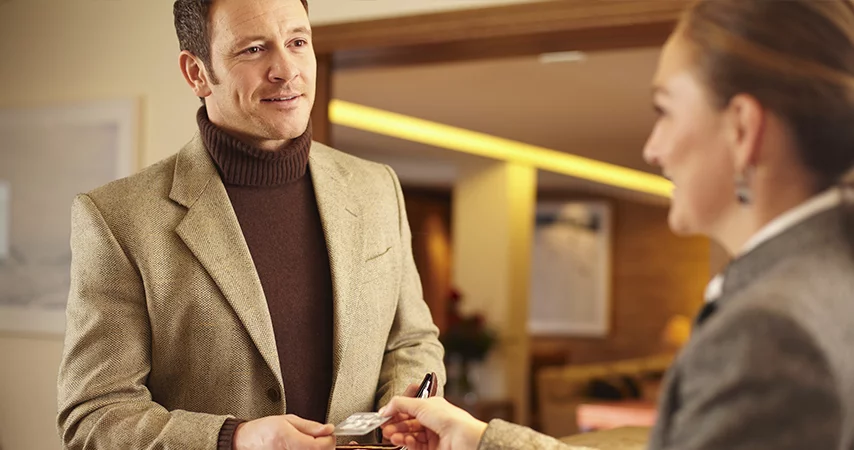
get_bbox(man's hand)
[234,414,335,450]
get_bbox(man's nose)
[268,49,299,83]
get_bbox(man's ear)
[724,93,766,174]
[179,50,213,99]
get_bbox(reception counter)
[560,427,650,450]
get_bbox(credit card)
[334,412,392,436]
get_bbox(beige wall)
[0,0,196,169]
[0,0,539,167]
[0,335,64,450]
[0,3,196,448]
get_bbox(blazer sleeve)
[658,307,842,450]
[57,194,230,449]
[374,166,447,408]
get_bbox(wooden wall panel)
[402,187,710,363]
[314,1,684,52]
[311,53,332,145]
[531,197,710,364]
[402,188,454,332]
[313,0,685,69]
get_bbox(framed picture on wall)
[0,180,8,262]
[528,201,612,337]
[0,99,137,335]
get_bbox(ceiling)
[331,46,666,203]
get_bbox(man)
[56,0,445,448]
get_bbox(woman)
[379,1,854,449]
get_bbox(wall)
[531,197,710,364]
[0,336,64,450]
[402,188,453,332]
[0,0,539,168]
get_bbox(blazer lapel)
[732,208,840,289]
[169,135,283,387]
[706,206,844,322]
[308,143,363,420]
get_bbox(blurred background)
[0,1,724,448]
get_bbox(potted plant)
[440,288,497,401]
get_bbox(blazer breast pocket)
[361,244,394,285]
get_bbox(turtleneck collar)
[197,106,313,187]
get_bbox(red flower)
[440,288,497,363]
[449,288,462,304]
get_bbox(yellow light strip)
[329,99,673,198]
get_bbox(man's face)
[201,0,315,150]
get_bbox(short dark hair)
[173,0,309,84]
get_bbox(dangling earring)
[735,169,753,205]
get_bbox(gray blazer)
[648,205,854,450]
[475,205,854,450]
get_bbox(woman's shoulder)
[691,254,854,384]
[734,247,854,328]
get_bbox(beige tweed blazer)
[56,135,445,449]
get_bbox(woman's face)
[643,33,739,237]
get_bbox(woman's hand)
[379,396,487,450]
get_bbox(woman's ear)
[724,93,766,174]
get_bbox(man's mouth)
[262,94,300,102]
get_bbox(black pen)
[375,372,436,442]
[414,372,436,399]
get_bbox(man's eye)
[293,39,308,47]
[244,47,262,54]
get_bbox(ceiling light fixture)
[329,99,672,198]
[538,51,588,64]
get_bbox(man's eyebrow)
[231,35,266,49]
[291,26,312,36]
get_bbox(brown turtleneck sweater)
[196,109,334,449]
